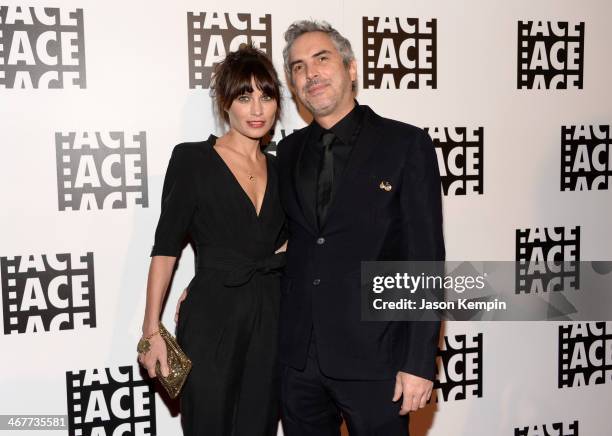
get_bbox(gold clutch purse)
[138,323,192,399]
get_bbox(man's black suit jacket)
[276,105,445,381]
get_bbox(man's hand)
[174,288,188,323]
[392,371,433,415]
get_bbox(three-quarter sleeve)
[150,145,198,257]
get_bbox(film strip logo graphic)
[187,12,272,89]
[66,366,156,436]
[55,131,149,211]
[362,16,436,89]
[515,420,579,436]
[559,322,612,388]
[0,253,96,334]
[0,6,86,89]
[427,126,484,196]
[561,125,611,191]
[432,333,483,402]
[517,21,584,90]
[515,226,580,294]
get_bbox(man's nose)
[305,63,319,81]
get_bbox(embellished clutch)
[138,323,192,399]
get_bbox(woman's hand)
[275,240,288,254]
[138,332,170,378]
[175,288,189,323]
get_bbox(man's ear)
[348,59,357,83]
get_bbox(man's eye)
[319,55,328,62]
[293,64,303,73]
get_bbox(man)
[276,20,445,435]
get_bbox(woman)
[138,45,286,435]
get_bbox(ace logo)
[0,6,86,89]
[362,16,436,89]
[561,125,611,191]
[517,21,584,89]
[515,226,580,294]
[55,131,149,211]
[558,322,612,388]
[0,252,96,334]
[515,420,579,436]
[66,366,156,436]
[431,333,482,402]
[427,126,484,196]
[263,127,299,155]
[187,12,271,88]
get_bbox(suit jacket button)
[316,237,325,245]
[313,279,321,286]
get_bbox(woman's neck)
[218,129,262,160]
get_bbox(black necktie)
[316,131,335,228]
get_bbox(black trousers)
[280,334,409,436]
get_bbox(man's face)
[288,31,356,118]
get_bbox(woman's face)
[226,77,278,140]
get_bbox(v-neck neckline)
[210,137,269,219]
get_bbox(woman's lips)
[247,121,265,128]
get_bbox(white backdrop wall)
[1,0,611,435]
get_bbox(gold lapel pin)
[379,181,392,192]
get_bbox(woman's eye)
[238,95,250,102]
[261,95,272,101]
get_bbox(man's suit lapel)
[322,106,381,231]
[292,125,319,235]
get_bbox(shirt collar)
[312,101,362,145]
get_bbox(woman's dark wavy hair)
[210,44,282,124]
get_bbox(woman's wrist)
[142,321,160,336]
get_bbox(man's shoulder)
[276,124,309,158]
[279,124,309,143]
[363,105,425,141]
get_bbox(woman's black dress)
[150,134,286,436]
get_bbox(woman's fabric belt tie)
[197,247,286,287]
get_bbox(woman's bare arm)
[139,255,176,377]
